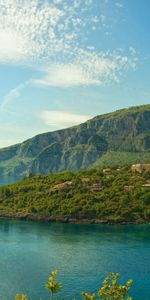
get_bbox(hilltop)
[0,104,150,177]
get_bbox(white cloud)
[0,1,66,62]
[0,0,91,63]
[33,49,137,87]
[0,29,28,61]
[0,0,138,87]
[33,63,99,87]
[41,111,91,128]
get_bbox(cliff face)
[0,104,150,177]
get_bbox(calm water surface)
[0,220,150,299]
[0,176,22,186]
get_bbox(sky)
[0,0,150,148]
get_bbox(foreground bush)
[14,271,133,300]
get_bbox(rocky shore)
[0,211,146,225]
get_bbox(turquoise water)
[0,220,150,299]
[0,176,22,186]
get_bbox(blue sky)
[0,0,150,147]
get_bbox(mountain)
[0,104,150,177]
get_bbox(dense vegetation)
[0,104,150,177]
[0,165,150,223]
[15,271,133,300]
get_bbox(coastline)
[0,211,146,225]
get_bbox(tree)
[14,295,27,300]
[45,271,62,300]
[14,271,133,300]
[98,273,132,300]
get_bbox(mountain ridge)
[0,104,150,177]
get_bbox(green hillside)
[0,165,150,224]
[0,104,150,177]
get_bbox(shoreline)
[0,211,147,225]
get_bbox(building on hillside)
[81,177,91,183]
[103,168,112,175]
[86,184,102,191]
[53,181,73,190]
[142,184,150,188]
[131,175,142,180]
[124,185,134,192]
[131,164,150,173]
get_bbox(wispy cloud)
[0,81,30,112]
[33,48,137,87]
[41,110,91,128]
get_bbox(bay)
[0,176,22,186]
[0,220,150,299]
